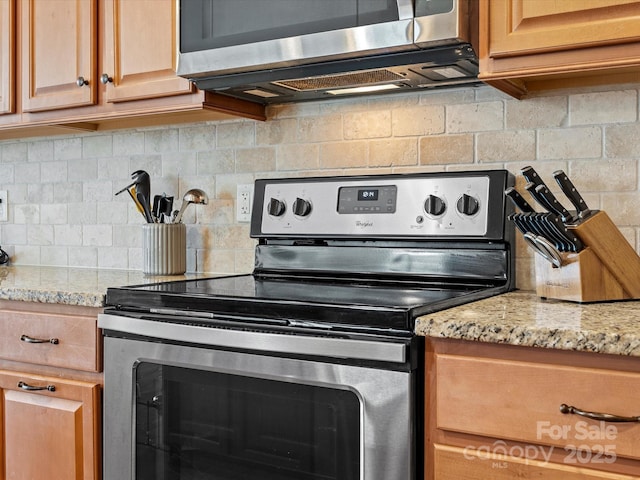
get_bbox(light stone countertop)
[0,266,212,308]
[415,291,640,357]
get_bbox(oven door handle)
[98,313,407,364]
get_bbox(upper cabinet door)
[20,0,97,112]
[1,0,15,114]
[489,0,640,57]
[101,0,194,103]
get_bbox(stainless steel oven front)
[100,312,422,480]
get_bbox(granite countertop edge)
[415,291,640,357]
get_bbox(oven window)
[135,362,361,480]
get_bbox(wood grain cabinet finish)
[1,0,264,138]
[479,0,640,97]
[0,370,100,480]
[0,0,15,117]
[20,0,96,112]
[0,301,103,480]
[0,308,101,372]
[426,339,640,479]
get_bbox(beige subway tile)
[179,124,216,151]
[217,122,255,148]
[41,161,68,183]
[256,118,297,145]
[198,149,235,175]
[40,246,68,266]
[319,142,368,169]
[569,159,637,192]
[419,134,473,165]
[477,130,535,163]
[369,138,418,167]
[69,246,98,267]
[446,101,503,133]
[538,127,601,160]
[506,96,568,129]
[144,129,179,154]
[83,135,113,158]
[214,224,254,249]
[277,144,319,171]
[236,147,276,173]
[54,137,82,160]
[392,106,445,136]
[602,193,640,226]
[27,225,53,246]
[605,124,640,158]
[420,87,475,105]
[298,114,343,143]
[570,90,637,126]
[98,246,128,269]
[344,110,392,139]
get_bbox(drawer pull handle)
[20,334,59,345]
[560,403,640,423]
[17,381,56,392]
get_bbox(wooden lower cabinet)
[425,338,640,479]
[0,371,100,480]
[0,301,103,480]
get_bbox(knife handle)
[535,185,574,223]
[553,170,591,218]
[521,166,544,188]
[504,187,535,213]
[525,182,554,212]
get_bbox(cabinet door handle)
[20,334,59,345]
[17,381,56,392]
[560,403,640,423]
[100,73,113,84]
[76,76,89,87]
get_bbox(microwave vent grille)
[273,69,405,92]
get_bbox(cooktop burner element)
[106,170,515,334]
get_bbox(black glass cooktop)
[106,274,504,332]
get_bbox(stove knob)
[424,195,446,216]
[293,198,312,217]
[268,198,286,217]
[457,194,480,216]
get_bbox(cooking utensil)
[535,184,574,223]
[504,187,535,213]
[524,232,563,268]
[131,170,153,223]
[553,170,592,219]
[173,189,208,223]
[115,182,147,221]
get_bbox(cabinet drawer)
[436,354,640,461]
[0,309,100,372]
[434,444,638,480]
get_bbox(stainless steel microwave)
[177,0,479,104]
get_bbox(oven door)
[100,313,420,480]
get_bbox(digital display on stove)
[357,189,379,201]
[338,185,397,214]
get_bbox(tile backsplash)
[1,83,639,291]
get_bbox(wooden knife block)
[534,211,640,302]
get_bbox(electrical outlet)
[0,191,7,222]
[237,184,254,222]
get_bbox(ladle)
[173,188,208,223]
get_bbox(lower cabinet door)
[0,370,100,480]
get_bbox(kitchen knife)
[553,170,592,219]
[546,213,584,252]
[534,184,574,223]
[504,187,535,213]
[521,166,545,188]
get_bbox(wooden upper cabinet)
[1,0,15,115]
[479,0,640,98]
[20,0,97,112]
[101,0,194,103]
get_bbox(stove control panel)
[252,171,512,239]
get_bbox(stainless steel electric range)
[99,170,515,480]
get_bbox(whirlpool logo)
[356,220,374,228]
